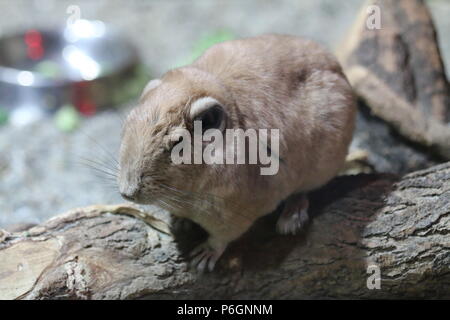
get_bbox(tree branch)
[1,162,449,299]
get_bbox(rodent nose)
[121,192,135,201]
[120,188,139,202]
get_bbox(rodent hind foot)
[189,240,226,273]
[276,193,309,235]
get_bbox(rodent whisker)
[96,180,119,190]
[68,149,119,189]
[156,183,236,218]
[161,191,203,212]
[145,170,257,222]
[78,156,119,175]
[154,184,209,212]
[157,188,254,229]
[155,188,194,208]
[139,176,253,224]
[71,157,120,194]
[85,168,118,183]
[79,130,120,167]
[79,160,119,179]
[89,171,117,181]
[84,153,119,171]
[78,160,119,183]
[156,198,179,212]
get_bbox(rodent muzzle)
[120,191,137,202]
[119,185,140,202]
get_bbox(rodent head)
[118,67,235,205]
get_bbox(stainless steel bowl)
[0,19,148,120]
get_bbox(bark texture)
[338,0,450,159]
[1,162,449,299]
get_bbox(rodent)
[118,34,356,272]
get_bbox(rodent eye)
[194,105,225,133]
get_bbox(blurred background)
[0,0,449,229]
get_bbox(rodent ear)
[141,79,162,97]
[189,97,226,132]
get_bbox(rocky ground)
[0,0,448,228]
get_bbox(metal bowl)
[0,19,148,122]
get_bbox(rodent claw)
[189,241,224,272]
[208,255,220,272]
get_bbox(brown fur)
[119,34,356,262]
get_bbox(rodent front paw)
[276,193,309,235]
[189,241,226,273]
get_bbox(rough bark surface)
[338,0,450,159]
[0,162,449,300]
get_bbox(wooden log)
[1,162,449,299]
[337,0,450,159]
